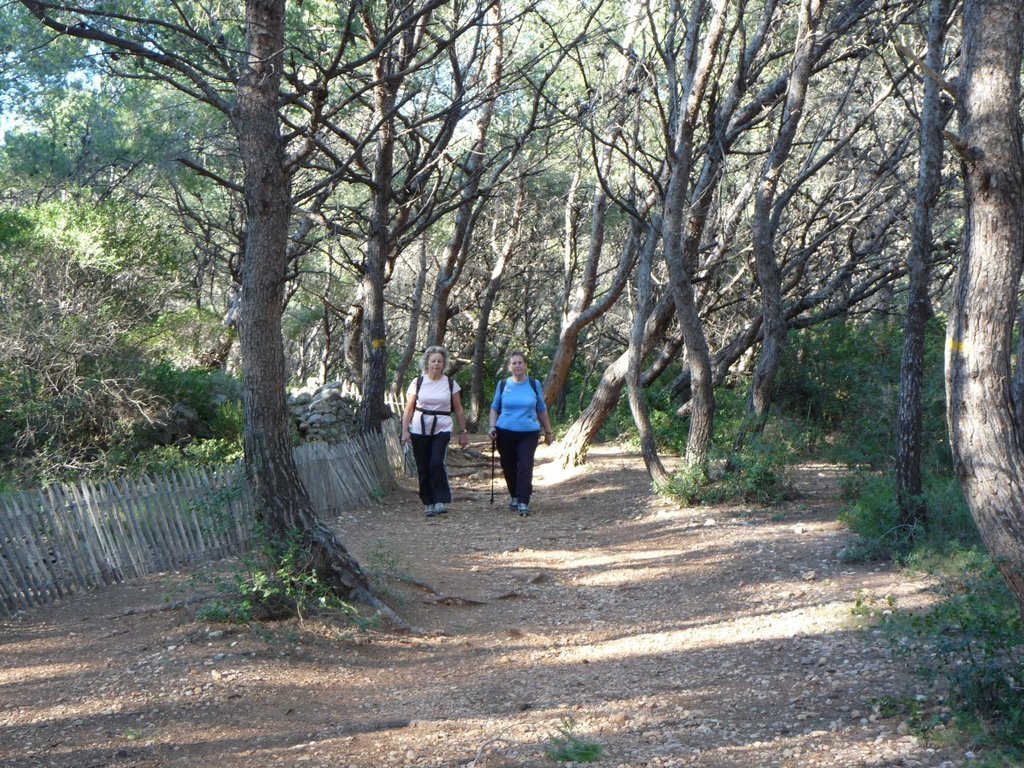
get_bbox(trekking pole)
[490,436,495,504]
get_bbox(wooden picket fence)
[0,424,403,618]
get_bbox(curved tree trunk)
[659,0,730,471]
[545,9,645,408]
[947,0,1024,612]
[736,0,822,454]
[469,182,523,429]
[559,291,677,468]
[895,0,950,528]
[627,220,669,484]
[424,4,504,348]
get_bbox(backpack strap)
[530,378,541,406]
[414,374,454,435]
[496,377,542,414]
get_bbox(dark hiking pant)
[410,431,452,506]
[495,428,540,505]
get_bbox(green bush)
[197,530,361,625]
[838,472,977,563]
[662,438,791,505]
[880,554,1024,759]
[136,362,242,427]
[837,473,912,561]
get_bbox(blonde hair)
[420,345,450,373]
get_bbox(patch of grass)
[542,718,603,764]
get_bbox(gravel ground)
[0,440,972,768]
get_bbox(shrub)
[775,318,950,471]
[662,438,791,506]
[197,530,361,625]
[879,554,1024,759]
[838,472,977,563]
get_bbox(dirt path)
[1,440,969,768]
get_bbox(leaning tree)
[946,0,1024,612]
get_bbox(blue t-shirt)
[491,377,547,432]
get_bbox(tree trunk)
[391,237,429,398]
[358,47,398,433]
[737,0,822,452]
[627,219,669,484]
[469,183,523,429]
[559,291,677,468]
[234,0,374,601]
[425,5,504,349]
[947,0,1024,612]
[659,0,729,471]
[895,0,949,528]
[545,8,644,408]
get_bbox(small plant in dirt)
[195,529,361,626]
[849,589,896,628]
[542,718,603,763]
[364,538,412,582]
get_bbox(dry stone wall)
[289,381,362,444]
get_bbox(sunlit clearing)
[545,602,854,663]
[0,662,86,686]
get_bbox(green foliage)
[0,200,201,486]
[197,530,361,626]
[661,437,790,505]
[775,318,949,471]
[837,473,913,561]
[838,472,977,563]
[870,555,1024,759]
[136,362,243,428]
[126,437,244,476]
[542,718,603,764]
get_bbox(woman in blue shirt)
[487,351,554,516]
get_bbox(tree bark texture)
[947,0,1024,612]
[895,0,949,527]
[358,36,399,433]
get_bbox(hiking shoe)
[517,502,530,517]
[434,503,448,515]
[508,496,518,510]
[424,504,437,517]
